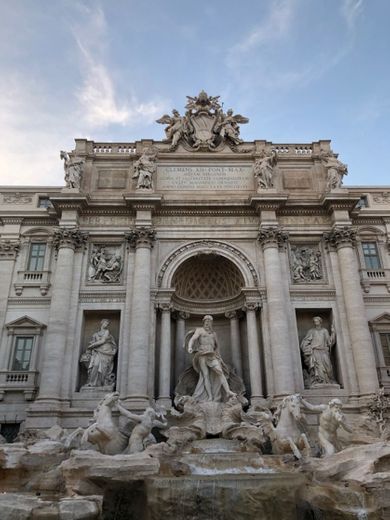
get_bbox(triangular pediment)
[370,313,390,324]
[5,315,46,329]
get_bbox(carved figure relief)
[156,90,249,151]
[60,150,84,189]
[300,317,337,388]
[88,245,123,283]
[132,146,157,190]
[253,150,277,189]
[80,319,117,389]
[319,149,348,191]
[290,245,323,283]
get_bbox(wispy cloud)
[341,0,364,31]
[72,6,166,128]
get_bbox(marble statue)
[156,91,248,151]
[156,109,190,150]
[164,395,207,451]
[258,394,312,459]
[253,150,277,189]
[81,392,128,455]
[80,319,117,389]
[88,246,123,283]
[60,150,84,189]
[320,149,348,191]
[300,317,336,387]
[291,245,322,283]
[116,401,168,454]
[132,146,157,190]
[186,315,236,403]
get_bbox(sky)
[0,0,389,187]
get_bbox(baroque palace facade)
[0,91,389,438]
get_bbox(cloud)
[72,6,166,128]
[341,0,364,31]
[225,0,364,92]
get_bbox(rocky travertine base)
[1,439,390,519]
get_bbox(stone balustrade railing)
[0,371,39,401]
[360,269,390,293]
[93,143,137,154]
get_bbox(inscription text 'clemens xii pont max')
[157,165,253,191]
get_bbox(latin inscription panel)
[157,164,254,191]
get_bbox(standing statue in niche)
[80,319,117,389]
[60,150,84,189]
[132,146,157,190]
[186,315,236,403]
[320,149,348,191]
[300,316,337,387]
[253,150,277,190]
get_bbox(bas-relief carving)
[156,90,249,152]
[80,319,117,389]
[60,150,84,189]
[300,316,337,388]
[2,192,33,204]
[132,146,157,190]
[87,245,123,283]
[372,191,390,204]
[290,245,323,283]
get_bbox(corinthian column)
[37,228,87,402]
[175,311,190,383]
[257,227,295,396]
[225,311,242,377]
[325,227,378,395]
[0,240,20,369]
[243,303,263,402]
[157,303,173,407]
[126,227,155,407]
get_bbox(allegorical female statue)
[80,319,117,389]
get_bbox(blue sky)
[0,0,389,186]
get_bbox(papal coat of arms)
[156,90,249,151]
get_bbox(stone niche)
[295,309,341,390]
[77,310,120,391]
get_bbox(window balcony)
[360,268,390,293]
[377,367,390,392]
[14,270,51,296]
[0,370,39,400]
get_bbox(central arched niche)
[171,253,245,304]
[161,252,254,397]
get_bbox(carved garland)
[157,240,259,288]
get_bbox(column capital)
[53,227,88,251]
[257,227,288,249]
[126,227,156,249]
[157,302,173,312]
[324,226,357,250]
[225,310,238,320]
[242,302,260,312]
[176,311,190,320]
[0,239,20,259]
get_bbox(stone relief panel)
[290,244,324,284]
[87,244,124,284]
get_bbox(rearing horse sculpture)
[259,394,311,459]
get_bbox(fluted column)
[157,303,173,407]
[126,227,155,406]
[244,303,263,401]
[0,240,20,369]
[257,227,295,396]
[225,311,242,377]
[325,227,378,395]
[37,228,87,402]
[175,311,190,383]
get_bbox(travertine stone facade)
[0,93,389,433]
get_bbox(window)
[362,242,381,269]
[28,243,46,271]
[12,336,34,371]
[380,333,390,366]
[38,197,52,208]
